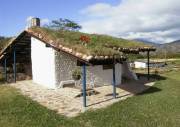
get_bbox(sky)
[0,0,180,43]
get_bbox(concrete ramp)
[122,61,138,80]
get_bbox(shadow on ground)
[137,86,161,95]
[118,74,166,95]
[137,73,167,81]
[88,74,165,107]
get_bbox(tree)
[46,18,82,31]
[0,36,5,41]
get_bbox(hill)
[156,40,180,57]
[136,39,180,58]
[133,39,159,47]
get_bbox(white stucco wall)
[55,51,122,87]
[134,61,147,68]
[86,64,122,86]
[31,37,56,88]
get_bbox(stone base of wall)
[7,73,32,82]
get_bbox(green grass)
[0,63,180,127]
[29,27,150,56]
[0,37,12,51]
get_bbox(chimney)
[30,17,40,27]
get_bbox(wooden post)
[82,64,87,107]
[147,51,150,80]
[113,64,116,98]
[4,58,7,82]
[13,48,16,83]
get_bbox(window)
[46,44,51,47]
[103,64,113,70]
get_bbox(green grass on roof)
[0,37,12,52]
[30,27,150,56]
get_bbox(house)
[0,18,156,107]
[133,60,166,69]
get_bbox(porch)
[10,78,155,117]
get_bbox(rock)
[38,34,43,39]
[105,56,109,59]
[49,40,53,43]
[86,55,93,61]
[82,55,88,59]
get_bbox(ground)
[0,60,180,127]
[8,79,154,117]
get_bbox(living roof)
[0,37,13,52]
[0,37,15,60]
[29,27,154,56]
[0,27,156,65]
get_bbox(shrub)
[72,68,81,80]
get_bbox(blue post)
[113,64,116,98]
[82,64,87,107]
[13,48,16,83]
[4,58,7,82]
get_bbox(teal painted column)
[13,48,16,83]
[113,64,116,98]
[82,64,87,107]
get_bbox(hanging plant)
[72,68,81,80]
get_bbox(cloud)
[26,16,34,22]
[80,0,180,43]
[41,18,50,25]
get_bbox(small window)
[103,64,113,70]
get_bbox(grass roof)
[0,37,12,51]
[29,27,151,56]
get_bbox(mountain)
[133,39,160,47]
[160,40,180,53]
[133,38,180,58]
[134,38,180,51]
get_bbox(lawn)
[0,62,180,127]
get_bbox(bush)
[72,68,81,80]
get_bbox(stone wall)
[55,51,122,87]
[55,51,77,86]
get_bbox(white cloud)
[80,3,112,17]
[80,0,180,43]
[26,16,34,22]
[41,18,50,25]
